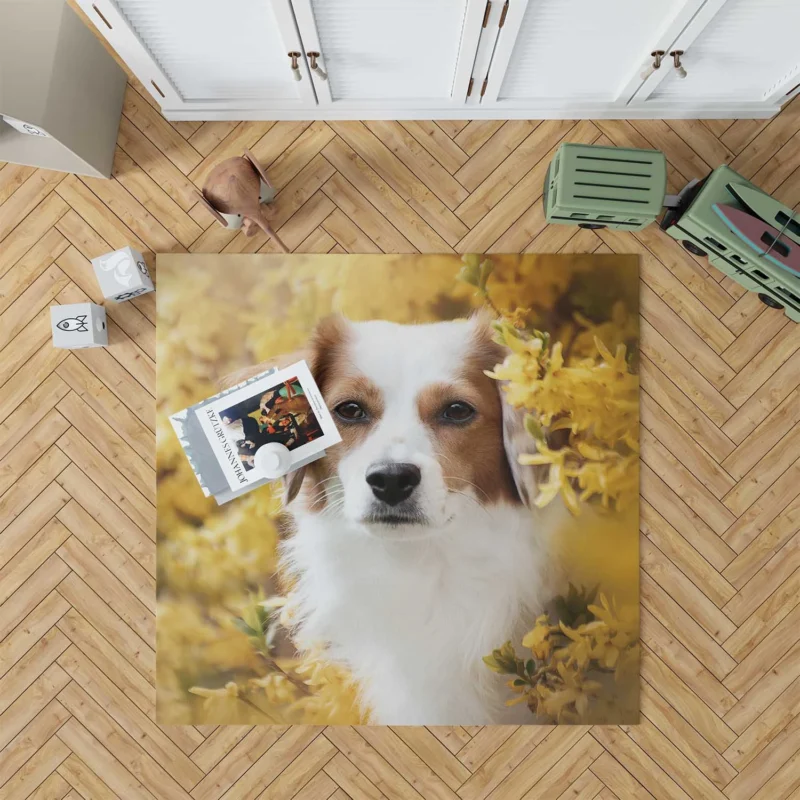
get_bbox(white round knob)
[670,51,687,80]
[254,442,292,478]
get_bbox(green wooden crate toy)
[543,143,667,231]
[544,142,800,322]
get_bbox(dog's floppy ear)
[498,393,541,508]
[470,311,540,508]
[283,468,306,504]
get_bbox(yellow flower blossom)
[488,312,638,515]
[249,673,297,705]
[488,590,638,722]
[189,681,240,712]
[521,615,553,660]
[536,662,602,722]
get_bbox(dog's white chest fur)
[283,504,550,724]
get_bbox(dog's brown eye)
[335,401,367,421]
[441,401,475,423]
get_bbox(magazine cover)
[170,360,341,503]
[197,361,340,490]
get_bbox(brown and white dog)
[244,314,558,724]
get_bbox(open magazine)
[170,360,341,504]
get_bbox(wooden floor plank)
[325,127,463,249]
[111,148,202,248]
[0,443,70,531]
[264,122,335,191]
[0,697,71,790]
[364,120,469,211]
[121,85,202,176]
[57,752,120,800]
[55,464,155,574]
[56,716,158,800]
[639,682,737,790]
[0,163,37,206]
[56,607,157,720]
[0,518,71,609]
[0,170,66,245]
[454,119,579,230]
[0,554,70,642]
[723,533,800,629]
[400,121,469,174]
[0,228,69,317]
[0,193,69,277]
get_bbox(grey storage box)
[0,0,126,178]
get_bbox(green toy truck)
[660,165,800,323]
[543,143,800,322]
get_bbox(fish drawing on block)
[57,315,89,332]
[712,204,800,276]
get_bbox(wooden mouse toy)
[196,149,289,252]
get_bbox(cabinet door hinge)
[480,76,489,97]
[499,0,509,27]
[467,77,474,97]
[482,0,492,27]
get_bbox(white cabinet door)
[479,0,706,111]
[75,0,317,113]
[290,0,487,110]
[635,0,800,109]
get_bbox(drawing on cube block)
[56,315,89,332]
[1,114,50,137]
[91,245,154,302]
[50,302,108,349]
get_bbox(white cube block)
[91,246,154,302]
[51,303,107,349]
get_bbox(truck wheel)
[578,223,606,229]
[758,293,784,310]
[682,240,707,257]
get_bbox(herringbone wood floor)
[2,66,800,799]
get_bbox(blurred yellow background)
[156,253,639,725]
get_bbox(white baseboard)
[163,102,781,122]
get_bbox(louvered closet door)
[290,0,486,107]
[481,0,701,107]
[644,0,800,105]
[76,0,316,112]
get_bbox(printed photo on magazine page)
[196,360,341,491]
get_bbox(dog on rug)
[228,314,562,724]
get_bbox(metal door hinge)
[482,0,491,27]
[499,0,509,27]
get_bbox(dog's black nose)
[366,462,421,506]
